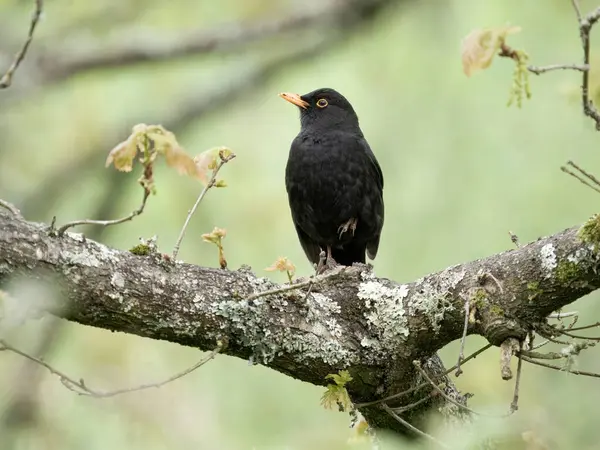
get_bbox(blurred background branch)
[2,0,600,448]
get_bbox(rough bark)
[1,209,600,436]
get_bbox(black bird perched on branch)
[280,88,384,270]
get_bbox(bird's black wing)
[362,140,384,260]
[293,221,322,266]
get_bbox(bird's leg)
[337,217,358,239]
[315,246,339,274]
[315,250,327,274]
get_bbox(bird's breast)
[285,132,379,244]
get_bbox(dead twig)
[413,360,513,418]
[355,344,492,408]
[381,404,449,448]
[172,149,235,260]
[0,0,43,88]
[56,189,150,236]
[561,161,600,194]
[527,63,588,75]
[574,4,600,129]
[0,339,223,397]
[521,355,600,378]
[510,342,523,413]
[245,265,347,303]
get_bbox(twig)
[56,189,150,236]
[245,265,347,303]
[518,350,564,360]
[572,0,583,23]
[381,404,450,448]
[556,329,600,341]
[0,0,43,88]
[455,296,470,376]
[413,361,513,418]
[568,160,600,188]
[0,199,23,218]
[172,150,235,260]
[527,63,588,75]
[391,391,437,414]
[510,342,523,413]
[568,322,600,331]
[521,355,600,378]
[548,310,579,319]
[561,160,600,194]
[0,339,223,397]
[575,4,600,129]
[355,344,492,408]
[532,339,550,350]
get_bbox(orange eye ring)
[316,98,328,108]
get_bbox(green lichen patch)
[472,288,488,309]
[526,281,543,301]
[129,243,152,256]
[578,214,600,248]
[555,260,580,285]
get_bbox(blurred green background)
[2,0,600,448]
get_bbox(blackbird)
[279,88,384,269]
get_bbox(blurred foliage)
[2,0,600,449]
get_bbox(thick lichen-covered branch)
[1,210,600,436]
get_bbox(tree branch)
[34,0,396,83]
[2,209,600,435]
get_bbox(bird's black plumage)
[280,88,384,267]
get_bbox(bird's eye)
[316,98,328,108]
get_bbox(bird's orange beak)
[279,92,309,109]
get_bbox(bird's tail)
[331,241,366,266]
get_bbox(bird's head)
[279,88,360,133]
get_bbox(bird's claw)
[337,217,358,239]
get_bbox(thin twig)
[455,296,470,376]
[572,0,582,23]
[391,391,437,414]
[561,167,600,193]
[548,311,579,319]
[246,265,347,303]
[381,404,450,448]
[172,150,235,260]
[510,342,523,413]
[0,199,23,218]
[56,189,150,236]
[518,350,564,360]
[0,339,223,397]
[413,361,513,418]
[557,329,600,341]
[355,344,492,408]
[568,160,600,188]
[576,4,600,129]
[568,322,600,331]
[532,339,550,350]
[527,63,588,75]
[0,0,43,88]
[521,355,600,378]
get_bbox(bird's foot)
[337,217,358,239]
